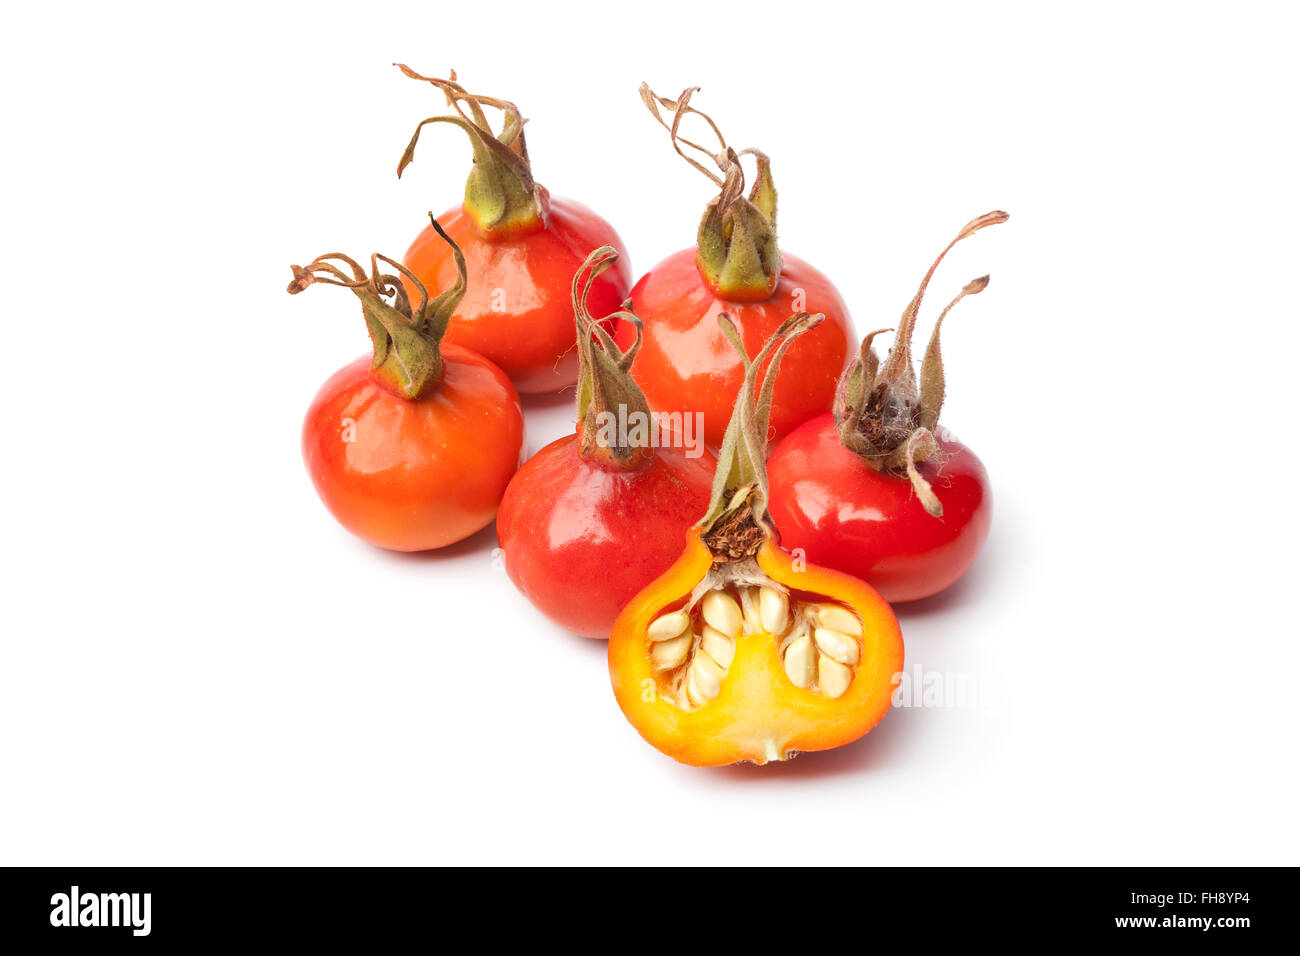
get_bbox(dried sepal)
[919,275,990,432]
[702,312,825,540]
[395,65,542,233]
[900,429,943,517]
[741,148,777,225]
[639,84,727,186]
[286,216,467,400]
[640,84,780,299]
[833,327,893,457]
[571,247,653,466]
[882,211,1009,382]
[833,211,1007,498]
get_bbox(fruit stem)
[572,248,655,468]
[700,312,825,545]
[395,65,544,235]
[640,84,780,301]
[286,215,466,400]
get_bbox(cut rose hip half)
[609,313,903,766]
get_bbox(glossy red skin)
[615,248,853,448]
[302,346,524,552]
[403,191,631,394]
[767,413,992,603]
[496,431,716,639]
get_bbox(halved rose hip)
[608,313,904,766]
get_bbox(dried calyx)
[701,311,824,558]
[640,84,779,301]
[287,215,466,400]
[395,65,544,235]
[571,247,653,468]
[834,211,1009,516]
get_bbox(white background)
[2,1,1297,865]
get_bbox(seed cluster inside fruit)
[647,569,864,710]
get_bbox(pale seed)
[701,590,742,638]
[650,632,692,671]
[647,609,690,642]
[813,627,860,666]
[759,586,789,634]
[700,625,735,669]
[819,656,853,698]
[738,587,763,634]
[692,649,725,682]
[687,655,723,706]
[782,635,816,689]
[816,604,862,637]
